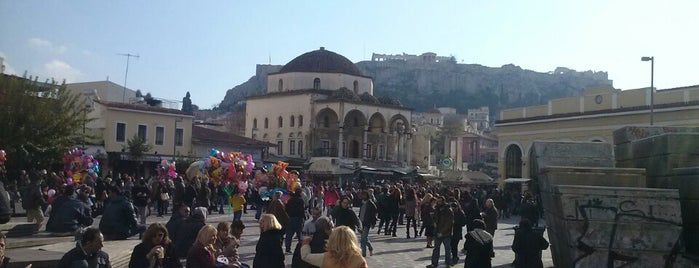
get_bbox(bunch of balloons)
[253,161,301,195]
[62,147,99,185]
[190,148,255,186]
[157,159,177,178]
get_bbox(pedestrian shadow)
[371,247,425,256]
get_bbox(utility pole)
[117,53,139,103]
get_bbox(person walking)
[482,198,498,236]
[253,214,285,268]
[358,190,377,257]
[426,195,453,268]
[512,219,549,268]
[420,194,436,248]
[21,176,45,231]
[375,187,389,235]
[386,188,401,237]
[229,190,246,222]
[404,188,418,239]
[450,200,467,265]
[463,219,494,268]
[332,197,360,232]
[132,179,150,224]
[174,207,207,259]
[285,189,306,254]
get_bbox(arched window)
[298,115,303,127]
[278,116,283,128]
[278,79,283,92]
[353,80,358,94]
[290,116,295,127]
[323,116,329,128]
[313,78,321,90]
[353,117,359,127]
[298,140,303,156]
[264,118,269,129]
[253,118,258,129]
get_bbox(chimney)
[320,47,325,51]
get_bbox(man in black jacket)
[174,206,206,258]
[166,204,189,242]
[46,187,93,233]
[58,227,111,268]
[131,179,149,225]
[427,195,453,268]
[99,186,145,240]
[359,190,377,257]
[285,189,306,253]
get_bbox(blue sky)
[1,1,697,109]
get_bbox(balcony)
[312,148,338,157]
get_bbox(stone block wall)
[547,185,683,268]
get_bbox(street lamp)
[173,118,183,161]
[641,56,654,125]
[82,104,91,149]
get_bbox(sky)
[1,1,698,109]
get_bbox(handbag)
[160,192,170,201]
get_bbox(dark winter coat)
[128,242,180,268]
[46,197,93,233]
[451,204,467,241]
[21,182,45,210]
[463,199,482,232]
[291,230,329,268]
[359,199,378,228]
[253,229,285,268]
[166,213,187,242]
[265,199,289,227]
[131,185,150,207]
[464,229,494,268]
[58,242,111,268]
[174,213,206,258]
[99,195,138,239]
[512,228,549,268]
[482,205,499,234]
[195,186,211,208]
[333,206,360,231]
[285,195,306,218]
[433,203,454,238]
[173,180,185,206]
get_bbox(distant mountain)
[217,60,612,118]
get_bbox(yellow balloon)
[72,173,82,183]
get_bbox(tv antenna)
[117,53,140,102]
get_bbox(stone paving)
[5,208,554,268]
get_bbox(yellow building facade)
[495,85,699,185]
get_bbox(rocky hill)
[218,60,612,117]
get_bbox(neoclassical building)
[495,84,699,186]
[245,48,414,177]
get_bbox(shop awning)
[504,178,532,183]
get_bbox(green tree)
[0,74,88,173]
[124,133,153,159]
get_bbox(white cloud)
[0,51,18,75]
[43,59,83,82]
[28,37,67,54]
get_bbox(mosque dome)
[278,47,364,76]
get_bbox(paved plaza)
[5,208,553,268]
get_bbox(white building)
[246,48,415,180]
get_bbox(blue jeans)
[285,217,303,251]
[360,225,373,257]
[431,236,451,267]
[233,210,243,221]
[218,196,227,213]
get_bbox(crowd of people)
[0,168,550,268]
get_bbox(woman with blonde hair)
[128,223,181,268]
[301,225,368,268]
[186,224,217,268]
[253,214,285,267]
